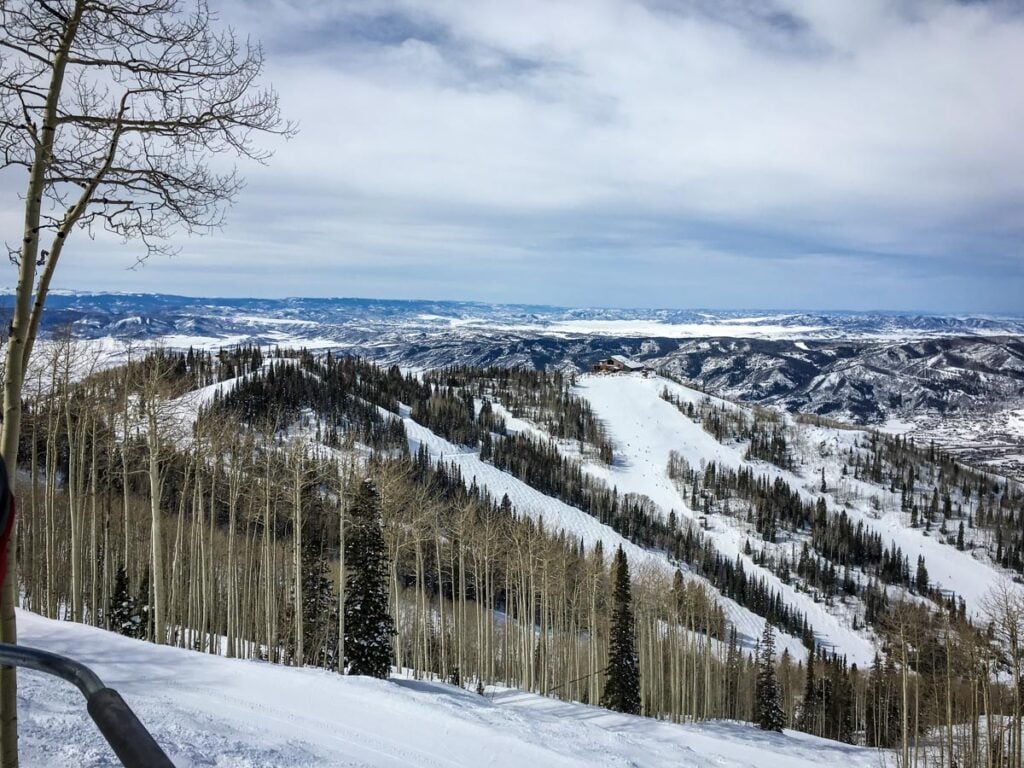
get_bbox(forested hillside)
[11,341,1024,767]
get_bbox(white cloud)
[247,1,1024,223]
[5,0,1024,310]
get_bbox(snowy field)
[476,318,828,339]
[16,609,885,767]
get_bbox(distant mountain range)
[18,292,1024,343]
[7,292,1024,474]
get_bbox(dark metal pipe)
[0,643,174,768]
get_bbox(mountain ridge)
[11,292,1024,475]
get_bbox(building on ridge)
[591,355,649,374]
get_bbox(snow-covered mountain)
[655,336,1024,419]
[14,325,1024,765]
[151,354,1012,666]
[653,337,1024,476]
[13,292,1024,475]
[18,366,1019,765]
[20,292,1024,345]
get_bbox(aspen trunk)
[147,410,166,644]
[292,451,304,667]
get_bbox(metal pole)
[0,643,174,768]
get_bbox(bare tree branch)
[0,2,293,761]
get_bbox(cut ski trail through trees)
[399,408,806,658]
[575,373,1024,665]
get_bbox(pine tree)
[725,626,741,719]
[830,659,854,744]
[288,524,339,669]
[756,623,784,732]
[601,546,641,714]
[344,478,395,678]
[108,566,143,639]
[915,555,929,593]
[798,653,817,735]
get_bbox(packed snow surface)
[17,609,884,767]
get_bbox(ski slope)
[16,609,884,768]
[574,373,1022,664]
[400,411,807,658]
[794,421,1020,624]
[575,374,875,664]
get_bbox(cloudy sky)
[10,0,1024,311]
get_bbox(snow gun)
[0,457,174,768]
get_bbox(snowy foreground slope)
[15,609,883,768]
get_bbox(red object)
[0,497,14,590]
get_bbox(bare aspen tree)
[140,352,182,645]
[0,2,290,761]
[225,437,245,659]
[984,581,1024,768]
[337,460,349,674]
[120,341,136,573]
[291,444,306,667]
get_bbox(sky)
[4,0,1024,312]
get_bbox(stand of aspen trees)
[13,341,749,724]
[11,339,1024,767]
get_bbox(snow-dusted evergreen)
[108,566,143,639]
[601,546,641,715]
[756,624,784,732]
[343,478,395,679]
[288,528,339,670]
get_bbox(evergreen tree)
[725,626,741,719]
[862,654,903,748]
[344,478,395,678]
[915,555,929,593]
[830,659,854,744]
[108,566,143,639]
[601,546,641,714]
[756,624,784,732]
[288,524,339,669]
[798,653,817,735]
